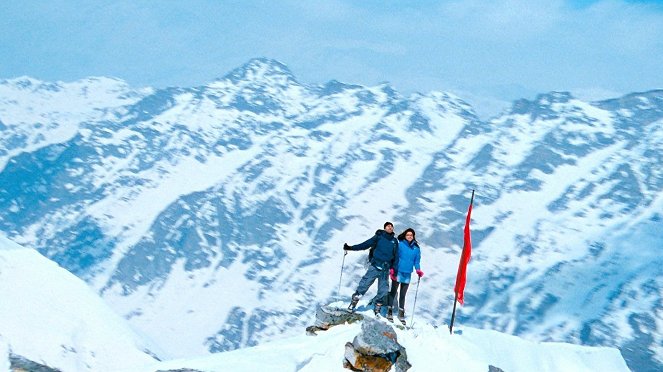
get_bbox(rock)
[343,318,411,372]
[352,318,400,356]
[305,325,321,336]
[306,304,363,335]
[488,365,505,372]
[9,354,61,372]
[344,342,393,372]
[394,350,412,372]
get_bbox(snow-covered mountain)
[0,235,160,371]
[0,58,661,371]
[137,313,630,372]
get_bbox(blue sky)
[1,0,662,117]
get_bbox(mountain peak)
[317,79,363,95]
[509,91,574,116]
[534,91,573,105]
[221,58,297,85]
[596,89,663,113]
[0,76,48,91]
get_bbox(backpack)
[367,230,381,262]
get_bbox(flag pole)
[449,292,458,334]
[449,189,474,335]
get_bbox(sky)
[1,0,663,117]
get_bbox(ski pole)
[410,276,421,327]
[338,251,348,297]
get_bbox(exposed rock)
[9,354,61,372]
[306,305,363,335]
[344,342,392,372]
[488,365,505,372]
[343,318,411,371]
[352,318,400,356]
[393,349,412,372]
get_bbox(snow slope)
[0,336,8,372]
[132,314,629,372]
[0,235,160,371]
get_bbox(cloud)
[323,39,408,55]
[437,0,565,41]
[572,87,624,102]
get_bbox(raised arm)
[348,234,378,251]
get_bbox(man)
[343,221,399,315]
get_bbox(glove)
[416,269,424,278]
[343,243,351,251]
[389,268,397,281]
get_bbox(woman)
[387,228,424,325]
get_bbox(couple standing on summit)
[343,221,424,324]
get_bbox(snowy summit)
[0,234,630,372]
[133,304,629,372]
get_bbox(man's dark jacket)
[348,229,399,270]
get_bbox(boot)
[398,308,406,325]
[348,293,360,312]
[386,307,394,322]
[374,302,382,317]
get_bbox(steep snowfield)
[0,235,160,371]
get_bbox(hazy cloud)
[1,0,662,117]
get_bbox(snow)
[104,254,265,358]
[1,67,660,370]
[0,233,628,372]
[83,140,272,277]
[0,336,8,372]
[127,314,628,372]
[0,76,149,172]
[0,235,160,371]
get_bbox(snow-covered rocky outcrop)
[138,311,629,372]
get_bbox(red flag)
[454,192,474,305]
